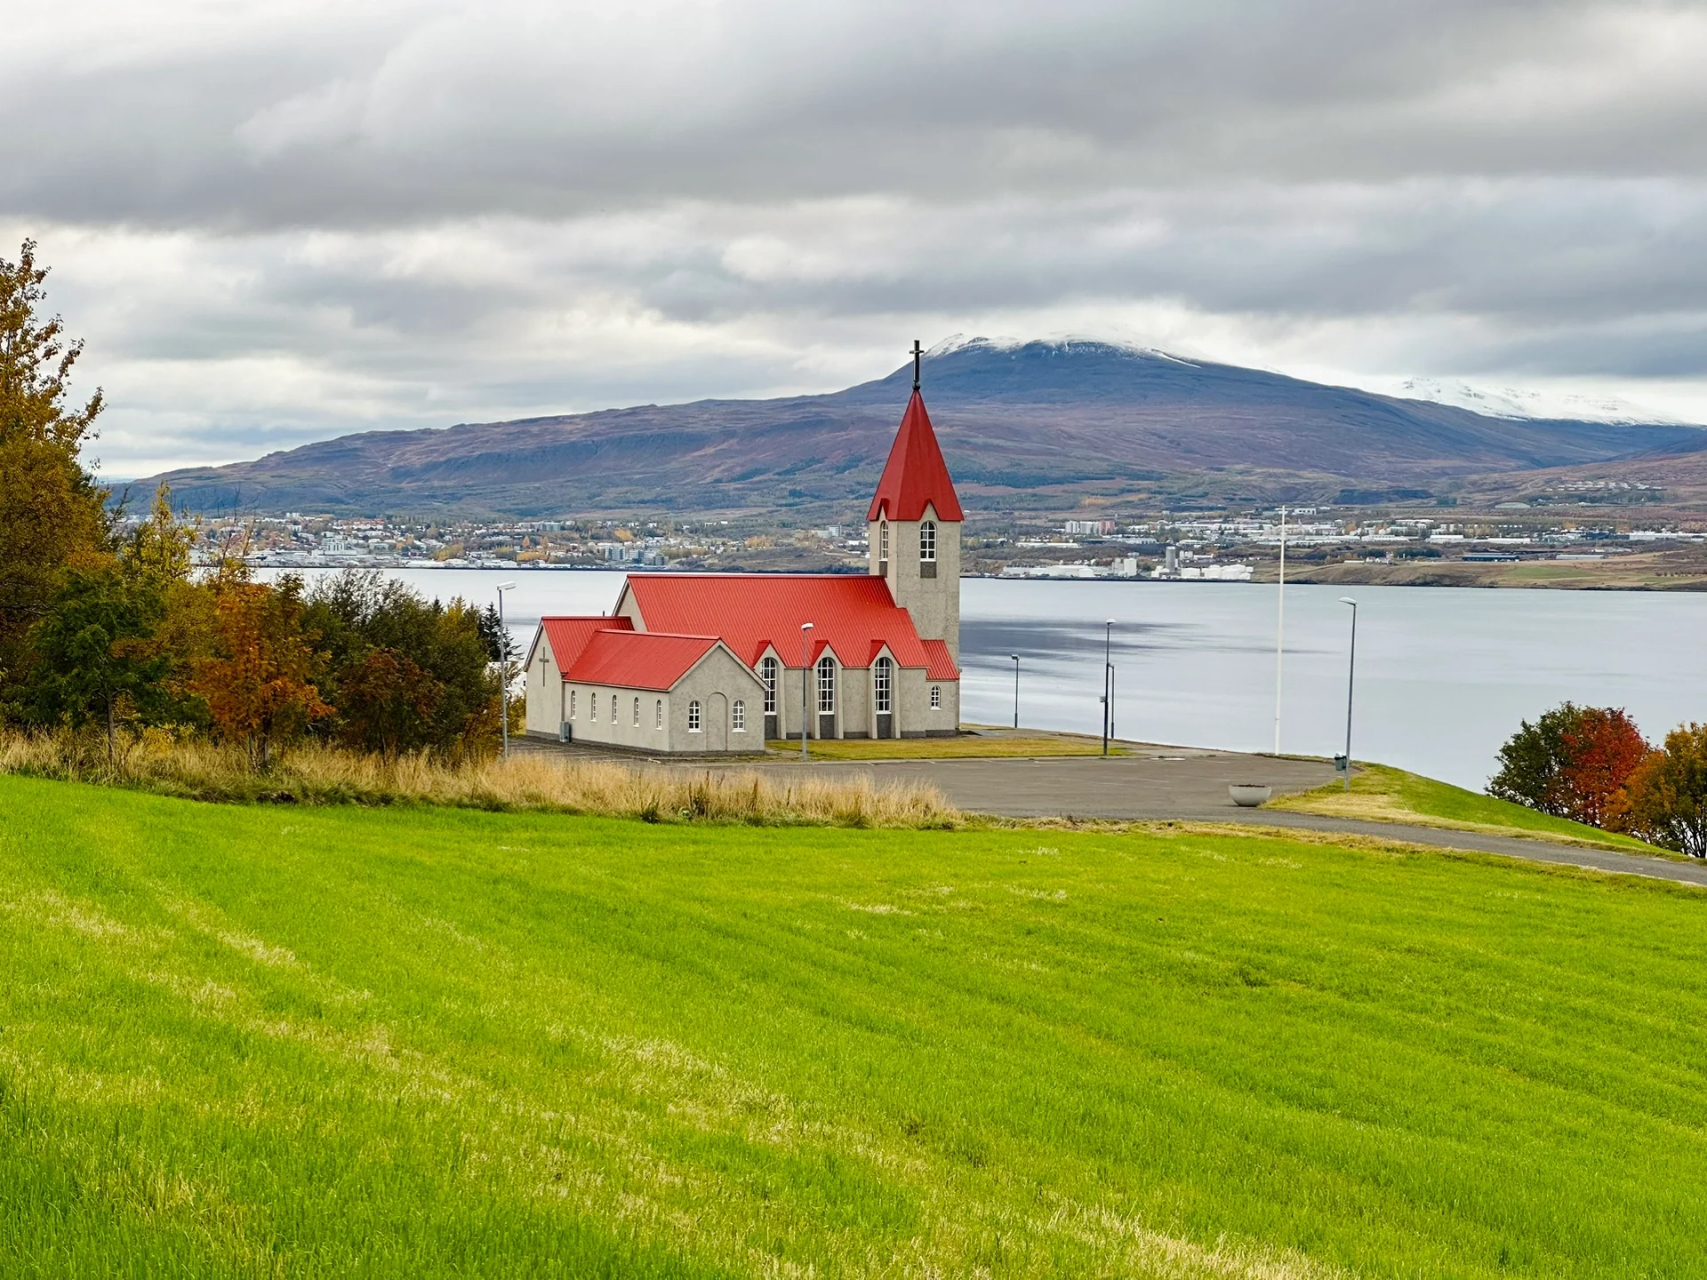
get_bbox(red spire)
[866,390,963,522]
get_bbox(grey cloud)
[4,1,1705,229]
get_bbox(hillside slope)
[146,339,1705,516]
[4,774,1706,1277]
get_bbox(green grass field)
[3,773,1705,1278]
[1268,762,1661,851]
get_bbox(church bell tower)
[868,341,963,660]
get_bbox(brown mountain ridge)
[142,339,1707,518]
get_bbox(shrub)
[303,570,501,760]
[1620,724,1707,858]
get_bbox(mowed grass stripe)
[1,774,1704,1278]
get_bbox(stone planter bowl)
[1228,783,1273,808]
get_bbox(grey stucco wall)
[896,666,959,737]
[529,645,762,754]
[555,684,670,750]
[869,504,961,661]
[666,647,765,752]
[524,635,568,735]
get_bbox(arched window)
[816,655,836,714]
[688,700,702,731]
[879,520,889,564]
[874,656,893,714]
[930,685,942,709]
[633,696,640,727]
[569,689,577,719]
[760,656,778,715]
[655,699,663,729]
[732,700,746,732]
[919,520,936,562]
[590,692,598,722]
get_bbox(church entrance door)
[708,694,728,752]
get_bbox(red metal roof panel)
[623,574,952,676]
[539,615,632,672]
[919,638,959,681]
[566,631,720,692]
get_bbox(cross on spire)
[911,339,923,392]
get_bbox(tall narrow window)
[569,689,577,719]
[817,656,836,714]
[732,700,746,732]
[688,700,702,731]
[655,699,663,729]
[874,657,892,714]
[879,520,889,570]
[919,520,936,562]
[760,656,778,715]
[590,692,598,722]
[633,696,640,726]
[930,685,942,709]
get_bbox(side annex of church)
[521,359,964,752]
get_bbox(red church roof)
[536,615,727,691]
[619,574,959,679]
[569,630,722,692]
[866,390,963,523]
[538,615,632,672]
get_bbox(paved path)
[752,755,1707,888]
[513,736,1707,889]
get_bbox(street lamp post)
[1101,619,1115,757]
[496,581,518,758]
[1274,504,1287,755]
[1010,654,1020,729]
[1339,596,1358,790]
[800,622,814,761]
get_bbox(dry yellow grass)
[0,729,959,829]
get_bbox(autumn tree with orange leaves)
[1621,724,1707,858]
[190,577,331,769]
[1557,707,1651,829]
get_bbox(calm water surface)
[263,567,1706,791]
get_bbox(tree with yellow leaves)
[0,240,112,696]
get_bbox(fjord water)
[268,568,1705,791]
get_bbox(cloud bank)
[4,0,1704,475]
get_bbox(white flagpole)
[1273,505,1286,755]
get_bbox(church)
[522,353,963,753]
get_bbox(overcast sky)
[6,0,1706,477]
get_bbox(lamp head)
[496,581,518,591]
[801,621,814,630]
[1339,596,1357,606]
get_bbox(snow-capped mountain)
[1394,378,1685,427]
